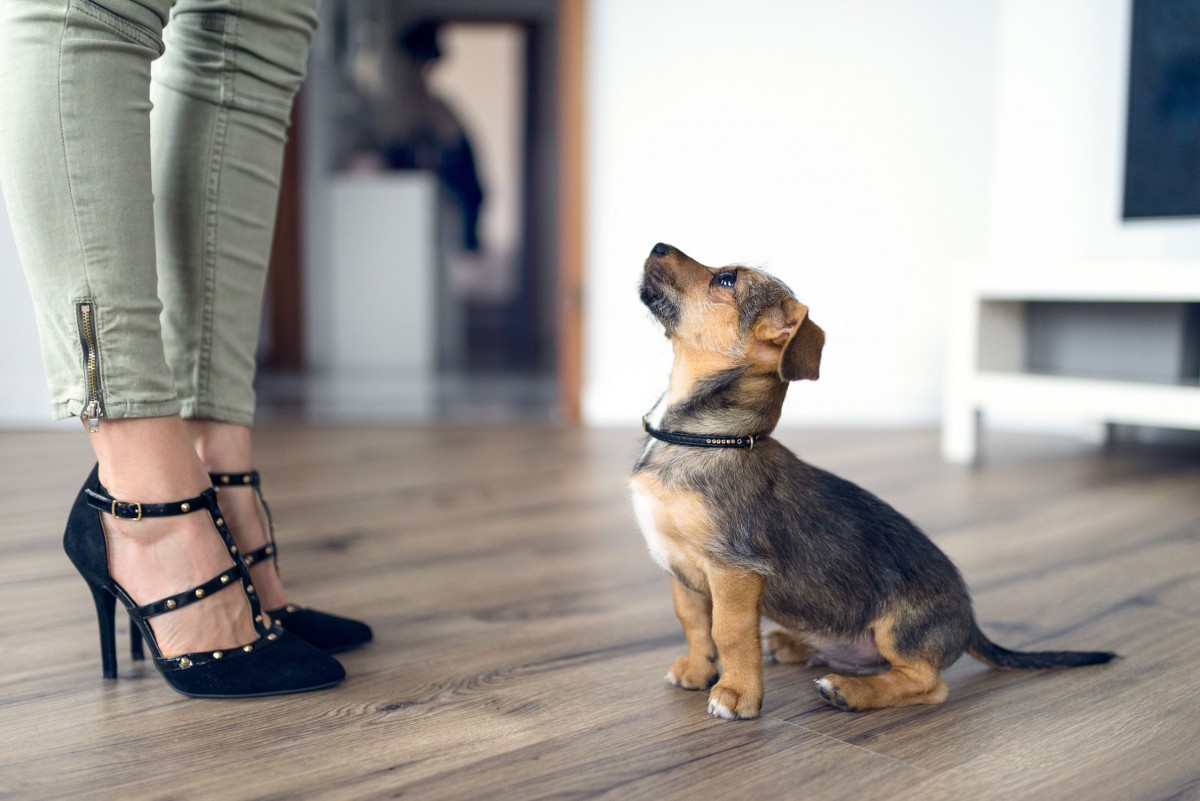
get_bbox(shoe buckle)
[111,499,143,521]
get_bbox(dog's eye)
[715,272,737,289]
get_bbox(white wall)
[990,0,1200,262]
[582,0,1001,427]
[0,195,53,427]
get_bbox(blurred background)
[1,0,1198,459]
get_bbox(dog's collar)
[641,415,762,450]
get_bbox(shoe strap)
[210,470,280,567]
[157,624,285,672]
[210,470,260,488]
[242,543,275,567]
[87,476,271,638]
[135,562,249,619]
[85,487,215,521]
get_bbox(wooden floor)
[1,425,1198,801]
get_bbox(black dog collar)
[641,415,762,450]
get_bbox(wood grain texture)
[0,426,1197,800]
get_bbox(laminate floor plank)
[0,425,1197,801]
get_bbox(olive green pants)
[0,0,318,426]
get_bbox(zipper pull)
[84,399,101,433]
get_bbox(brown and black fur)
[631,243,1114,719]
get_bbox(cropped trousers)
[0,0,319,426]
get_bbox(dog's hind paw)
[814,677,856,712]
[764,629,813,665]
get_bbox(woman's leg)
[151,1,320,609]
[152,0,320,427]
[0,0,178,423]
[0,0,256,655]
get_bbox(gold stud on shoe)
[267,632,278,641]
[242,645,253,653]
[246,585,255,594]
[166,599,177,610]
[286,604,297,614]
[244,555,255,566]
[230,545,238,554]
[243,475,252,483]
[254,614,262,623]
[220,575,230,584]
[215,518,224,527]
[179,657,192,668]
[222,475,231,484]
[194,588,205,599]
[212,651,223,660]
[180,502,190,512]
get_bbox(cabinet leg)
[941,406,981,464]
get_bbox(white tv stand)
[941,263,1200,464]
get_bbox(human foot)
[186,420,372,654]
[91,419,261,658]
[207,477,289,611]
[186,421,289,611]
[99,494,261,657]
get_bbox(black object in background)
[1123,0,1200,219]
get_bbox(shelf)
[970,372,1200,430]
[941,264,1200,463]
[974,263,1200,302]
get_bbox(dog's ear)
[769,300,825,382]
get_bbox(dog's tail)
[966,623,1116,670]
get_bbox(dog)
[630,242,1115,719]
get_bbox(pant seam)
[196,106,225,409]
[75,0,162,52]
[195,3,242,412]
[57,2,97,413]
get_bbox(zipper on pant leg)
[75,301,105,433]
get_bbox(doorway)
[260,0,583,423]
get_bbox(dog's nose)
[651,242,672,257]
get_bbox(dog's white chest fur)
[632,394,674,573]
[631,484,674,574]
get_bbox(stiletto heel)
[130,623,144,662]
[211,471,372,654]
[87,583,118,679]
[64,465,345,698]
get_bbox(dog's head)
[640,243,824,382]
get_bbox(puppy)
[631,243,1114,719]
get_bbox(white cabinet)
[324,173,438,373]
[941,264,1200,463]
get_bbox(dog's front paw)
[706,680,761,720]
[814,676,859,712]
[666,656,718,690]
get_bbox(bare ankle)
[185,419,254,474]
[88,416,211,502]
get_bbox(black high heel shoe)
[64,465,346,698]
[211,471,372,654]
